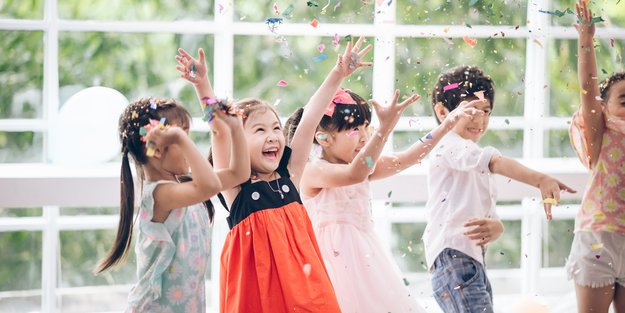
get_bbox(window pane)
[0,0,43,19]
[398,0,527,26]
[544,129,576,158]
[542,219,575,268]
[481,130,523,158]
[0,131,44,163]
[0,31,44,119]
[396,38,526,117]
[485,220,521,269]
[59,32,214,117]
[550,0,625,26]
[548,38,620,117]
[234,1,373,23]
[391,222,427,273]
[0,207,42,217]
[233,35,373,117]
[0,231,42,291]
[190,131,212,158]
[60,207,118,215]
[58,0,213,21]
[392,130,429,152]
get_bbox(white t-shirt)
[422,131,501,270]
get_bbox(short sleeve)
[569,111,591,169]
[442,137,501,173]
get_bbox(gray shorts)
[566,231,625,288]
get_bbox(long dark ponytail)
[94,97,214,274]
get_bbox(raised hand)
[445,99,484,124]
[371,90,420,132]
[145,126,187,157]
[538,176,577,221]
[334,36,373,79]
[176,48,208,85]
[574,0,595,39]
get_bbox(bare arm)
[289,37,372,188]
[575,0,604,166]
[150,128,222,215]
[489,155,576,220]
[213,109,250,193]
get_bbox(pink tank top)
[570,110,625,234]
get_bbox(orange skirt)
[220,202,341,313]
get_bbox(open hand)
[176,48,208,85]
[538,176,577,220]
[573,0,595,39]
[371,90,420,132]
[334,36,373,78]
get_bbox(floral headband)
[325,88,357,117]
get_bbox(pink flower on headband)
[325,89,357,117]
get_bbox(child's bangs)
[159,104,192,130]
[330,102,371,132]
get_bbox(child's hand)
[212,105,243,131]
[443,99,484,128]
[371,90,419,132]
[464,218,504,246]
[334,36,372,79]
[573,0,595,40]
[537,176,577,220]
[176,48,208,85]
[145,126,186,152]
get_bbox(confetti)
[425,133,433,139]
[273,3,279,15]
[443,83,459,91]
[542,198,558,205]
[318,44,326,53]
[591,16,605,24]
[347,130,358,137]
[463,36,477,47]
[365,156,374,168]
[302,263,312,277]
[533,39,544,48]
[610,38,615,48]
[387,191,392,198]
[332,33,340,46]
[146,141,156,157]
[403,278,410,286]
[442,37,454,45]
[334,1,341,11]
[504,118,510,125]
[408,119,417,127]
[310,19,319,28]
[591,243,604,249]
[474,90,485,101]
[538,8,573,17]
[139,127,147,136]
[218,3,224,14]
[265,17,283,32]
[281,4,294,19]
[345,34,352,42]
[307,0,319,7]
[277,80,288,87]
[313,53,328,62]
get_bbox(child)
[176,38,372,312]
[566,1,625,312]
[424,66,576,313]
[94,97,250,312]
[284,75,483,311]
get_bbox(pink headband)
[325,89,357,117]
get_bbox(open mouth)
[467,127,482,135]
[262,147,279,159]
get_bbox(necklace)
[267,173,284,200]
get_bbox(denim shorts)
[431,248,493,313]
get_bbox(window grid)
[1,0,622,312]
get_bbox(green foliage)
[0,131,43,163]
[542,218,575,267]
[0,0,43,19]
[234,0,373,23]
[0,207,42,217]
[58,0,213,20]
[397,0,527,26]
[0,231,42,291]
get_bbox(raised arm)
[212,108,251,192]
[574,0,604,165]
[149,127,222,214]
[288,36,372,186]
[370,99,483,180]
[489,155,576,220]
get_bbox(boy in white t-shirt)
[423,66,576,313]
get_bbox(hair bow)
[325,89,356,117]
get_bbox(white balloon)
[51,87,128,165]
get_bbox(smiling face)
[243,108,285,178]
[319,123,369,164]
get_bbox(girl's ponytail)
[94,148,136,274]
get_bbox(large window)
[1,0,623,312]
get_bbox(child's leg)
[615,283,625,313]
[574,284,614,313]
[431,248,493,313]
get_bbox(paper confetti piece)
[408,119,417,127]
[139,127,147,136]
[443,83,459,91]
[538,8,573,17]
[277,80,288,87]
[302,263,312,277]
[159,117,166,125]
[318,44,326,53]
[334,1,341,11]
[463,36,477,47]
[345,34,352,42]
[310,19,319,28]
[474,90,485,101]
[146,141,156,157]
[307,1,319,7]
[387,191,392,198]
[425,133,433,139]
[591,243,604,249]
[218,3,224,14]
[347,130,358,137]
[281,4,294,19]
[442,37,454,45]
[403,278,410,286]
[365,156,374,168]
[542,198,558,205]
[313,53,328,62]
[273,2,279,15]
[533,39,544,48]
[591,16,605,24]
[610,38,615,48]
[332,33,339,46]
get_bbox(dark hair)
[94,97,214,274]
[431,66,495,124]
[600,72,625,102]
[284,89,371,146]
